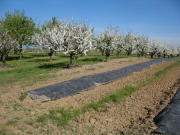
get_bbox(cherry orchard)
[32,20,180,64]
[1,10,180,68]
[33,20,93,67]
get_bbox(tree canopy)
[3,10,37,59]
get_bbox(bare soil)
[0,57,179,135]
[0,66,13,71]
[65,63,180,135]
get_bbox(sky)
[0,0,180,46]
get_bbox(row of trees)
[0,10,180,67]
[95,28,180,61]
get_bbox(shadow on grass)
[38,57,104,69]
[30,54,48,57]
[79,57,104,62]
[38,56,123,69]
[6,55,35,61]
[7,53,51,61]
[38,62,69,69]
[28,58,52,63]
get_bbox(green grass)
[0,99,3,104]
[155,61,180,78]
[0,127,7,135]
[36,61,180,127]
[19,92,28,101]
[0,52,126,88]
[37,86,137,127]
[6,120,17,127]
[12,102,24,111]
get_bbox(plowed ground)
[0,58,180,135]
[66,63,180,135]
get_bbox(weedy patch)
[0,127,7,135]
[19,92,28,101]
[37,108,81,127]
[0,99,3,104]
[25,120,34,126]
[36,85,137,127]
[155,61,180,78]
[6,119,18,127]
[12,102,24,111]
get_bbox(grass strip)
[155,61,180,78]
[37,61,180,127]
[37,86,137,127]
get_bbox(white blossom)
[177,46,180,56]
[135,35,149,56]
[147,40,159,58]
[32,21,66,52]
[32,20,93,66]
[114,35,124,55]
[63,22,93,56]
[0,28,17,66]
[96,26,119,60]
[122,32,137,56]
[167,46,179,56]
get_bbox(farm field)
[0,52,180,135]
[1,1,180,135]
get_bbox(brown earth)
[0,58,179,135]
[63,63,180,135]
[0,67,14,71]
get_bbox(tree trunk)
[150,53,153,59]
[48,49,54,62]
[105,50,110,62]
[157,53,161,58]
[19,44,23,60]
[105,54,110,62]
[163,54,166,58]
[69,53,76,68]
[127,50,131,56]
[140,51,144,57]
[1,54,6,68]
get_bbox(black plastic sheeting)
[27,59,178,102]
[154,87,180,135]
